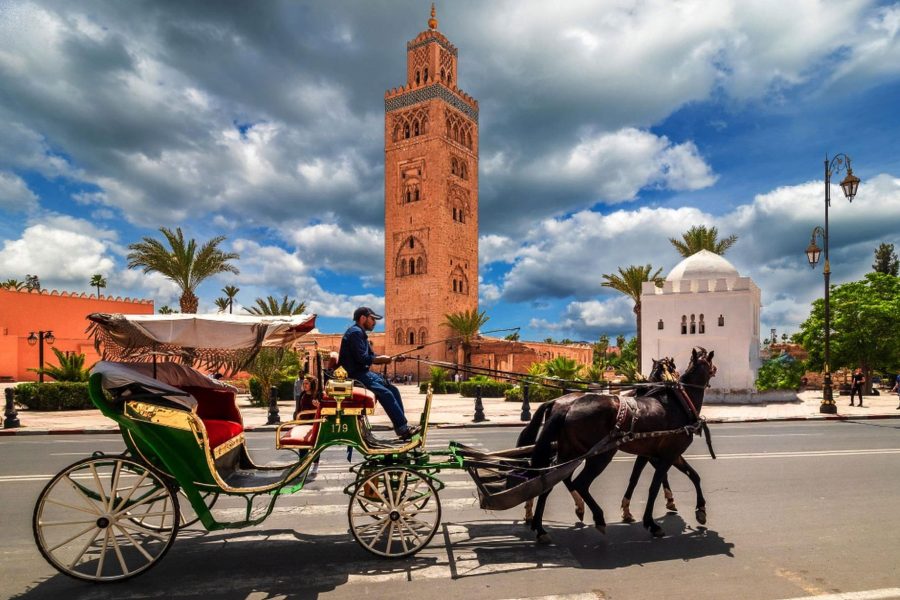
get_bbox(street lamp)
[27,330,56,383]
[805,153,860,414]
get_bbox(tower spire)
[428,3,438,30]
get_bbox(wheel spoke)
[88,463,108,508]
[108,527,129,576]
[96,528,110,578]
[39,518,102,527]
[43,497,101,516]
[106,460,122,512]
[114,488,169,515]
[49,523,98,553]
[398,519,423,545]
[114,524,155,562]
[65,476,103,515]
[64,527,101,570]
[116,521,170,542]
[111,470,149,513]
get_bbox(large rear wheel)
[33,456,179,582]
[348,467,441,558]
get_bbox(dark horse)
[520,347,716,541]
[522,356,680,525]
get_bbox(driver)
[338,307,420,440]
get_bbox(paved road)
[2,420,900,600]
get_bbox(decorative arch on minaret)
[396,235,428,276]
[449,265,469,295]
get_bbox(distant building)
[0,288,154,381]
[640,250,761,391]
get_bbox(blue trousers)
[357,371,409,433]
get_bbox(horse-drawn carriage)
[32,313,717,583]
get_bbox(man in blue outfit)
[339,307,420,440]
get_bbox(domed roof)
[666,249,739,282]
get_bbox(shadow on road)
[11,515,735,599]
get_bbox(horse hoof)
[696,508,707,525]
[595,525,606,535]
[666,500,678,512]
[524,517,532,526]
[575,508,585,522]
[644,522,664,538]
[537,533,553,545]
[622,514,636,523]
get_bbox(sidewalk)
[1,383,898,435]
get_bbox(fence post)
[267,385,281,425]
[520,383,531,421]
[473,384,486,423]
[4,387,20,429]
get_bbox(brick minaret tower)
[383,5,479,369]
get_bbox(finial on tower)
[428,3,438,30]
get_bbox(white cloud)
[0,172,39,212]
[0,223,115,286]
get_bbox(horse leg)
[642,461,673,538]
[573,452,616,534]
[562,475,585,522]
[663,473,677,512]
[621,455,649,523]
[530,490,553,544]
[672,456,705,524]
[523,498,534,525]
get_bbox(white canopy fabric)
[92,361,201,409]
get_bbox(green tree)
[25,274,41,291]
[601,265,664,372]
[158,305,176,314]
[755,354,806,391]
[544,356,580,381]
[669,225,738,257]
[222,285,240,314]
[90,274,107,298]
[244,295,307,316]
[246,348,298,407]
[504,331,520,341]
[1,279,26,291]
[442,309,490,374]
[795,273,900,393]
[127,227,239,313]
[872,243,899,276]
[29,348,91,382]
[593,334,610,368]
[608,337,639,381]
[214,297,230,312]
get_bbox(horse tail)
[531,407,567,468]
[516,400,556,448]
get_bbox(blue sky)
[1,0,899,341]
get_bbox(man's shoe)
[399,425,421,440]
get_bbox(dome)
[666,249,739,282]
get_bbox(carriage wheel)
[348,467,441,558]
[129,488,218,532]
[33,456,179,582]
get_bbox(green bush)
[14,382,94,410]
[459,379,513,398]
[248,377,263,405]
[503,384,567,403]
[756,354,806,391]
[418,381,459,394]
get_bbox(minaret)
[383,5,479,367]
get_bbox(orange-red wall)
[0,288,154,381]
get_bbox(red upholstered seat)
[203,419,244,450]
[279,422,321,447]
[320,388,376,410]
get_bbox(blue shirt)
[339,324,375,380]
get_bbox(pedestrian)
[849,367,865,407]
[888,373,899,406]
[338,307,419,440]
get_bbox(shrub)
[459,379,513,398]
[756,354,806,391]
[503,384,567,403]
[248,377,263,406]
[418,381,459,394]
[14,382,94,410]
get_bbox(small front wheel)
[348,467,441,558]
[33,456,179,582]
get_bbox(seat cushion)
[320,388,376,410]
[280,423,320,447]
[203,418,244,450]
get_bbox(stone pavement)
[1,382,898,435]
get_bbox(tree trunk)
[180,291,199,313]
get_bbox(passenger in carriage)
[293,375,320,420]
[339,307,420,440]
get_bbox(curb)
[1,413,897,435]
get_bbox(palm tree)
[158,305,177,314]
[504,331,520,341]
[222,285,240,314]
[29,348,91,382]
[669,225,738,257]
[442,309,489,374]
[214,297,230,313]
[89,274,107,298]
[245,295,307,316]
[601,264,664,373]
[544,356,580,381]
[127,227,239,313]
[1,279,26,291]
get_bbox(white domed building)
[640,250,762,396]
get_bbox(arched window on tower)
[451,158,458,175]
[409,260,415,275]
[413,120,419,136]
[699,314,706,334]
[460,163,467,179]
[400,258,407,276]
[406,190,411,203]
[718,314,725,327]
[409,238,415,249]
[409,330,416,345]
[416,257,424,274]
[440,68,445,81]
[414,188,419,201]
[690,314,696,335]
[404,124,410,139]
[396,329,404,345]
[419,329,426,345]
[416,70,420,85]
[452,207,458,221]
[681,315,687,335]
[453,280,457,292]
[658,319,664,330]
[424,67,428,82]
[466,131,473,149]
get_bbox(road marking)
[716,433,824,438]
[776,588,900,600]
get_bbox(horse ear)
[707,350,714,361]
[691,348,698,360]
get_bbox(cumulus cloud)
[530,296,633,339]
[0,172,39,212]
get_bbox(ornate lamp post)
[805,154,860,414]
[27,330,56,383]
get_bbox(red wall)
[0,288,154,381]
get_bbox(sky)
[1,0,899,342]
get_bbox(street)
[2,419,899,600]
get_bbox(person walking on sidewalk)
[891,374,900,409]
[850,368,865,407]
[338,307,419,440]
